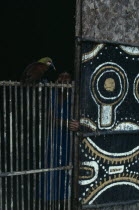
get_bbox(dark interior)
[0,1,75,81]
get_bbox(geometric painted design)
[80,43,139,133]
[79,42,139,207]
[90,62,129,129]
[80,118,139,132]
[79,138,139,205]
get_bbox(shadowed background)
[0,1,75,81]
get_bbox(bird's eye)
[47,61,51,66]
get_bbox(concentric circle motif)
[90,63,128,106]
[90,62,129,129]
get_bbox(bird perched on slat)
[20,57,56,84]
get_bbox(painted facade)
[79,42,139,206]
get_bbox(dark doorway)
[0,1,75,81]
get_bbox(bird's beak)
[50,62,56,71]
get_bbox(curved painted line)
[80,118,97,131]
[79,167,94,179]
[90,62,129,130]
[90,62,128,105]
[87,137,139,157]
[83,138,139,163]
[82,44,104,63]
[97,70,122,100]
[120,45,139,55]
[88,181,139,204]
[79,161,99,185]
[133,74,139,102]
[114,122,139,131]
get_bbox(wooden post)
[72,0,82,209]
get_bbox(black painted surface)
[79,42,139,208]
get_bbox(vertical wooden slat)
[52,84,57,210]
[38,84,42,210]
[64,84,69,210]
[54,83,59,209]
[68,82,75,210]
[3,85,7,210]
[15,84,19,210]
[46,86,51,210]
[27,85,30,210]
[20,85,24,210]
[47,86,51,210]
[44,86,48,210]
[32,85,36,210]
[9,84,13,210]
[0,86,2,210]
[50,82,53,210]
[58,85,64,210]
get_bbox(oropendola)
[20,57,56,84]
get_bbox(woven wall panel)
[80,0,139,44]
